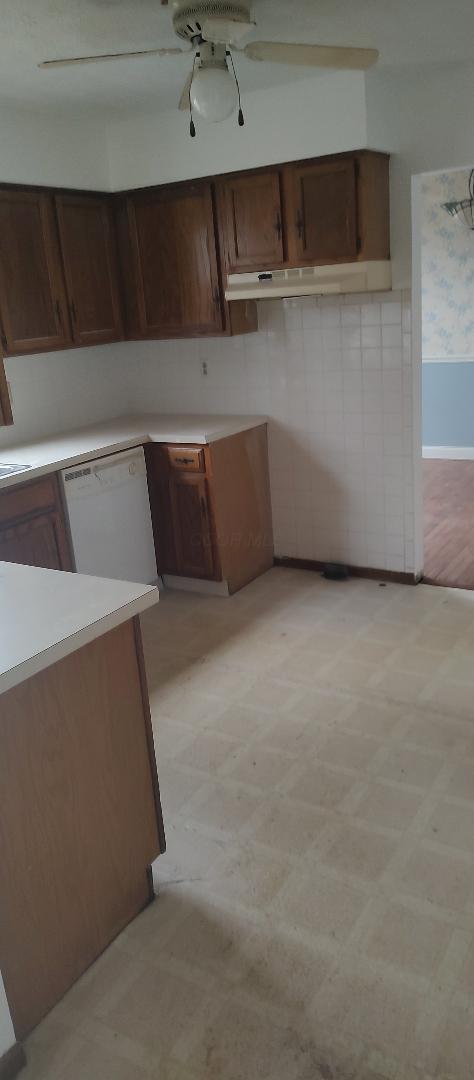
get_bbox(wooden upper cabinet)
[55,194,123,346]
[126,183,224,338]
[285,158,358,265]
[0,190,71,356]
[216,171,284,272]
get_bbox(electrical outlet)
[201,359,208,377]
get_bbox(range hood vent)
[225,260,392,301]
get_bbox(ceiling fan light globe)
[190,64,238,122]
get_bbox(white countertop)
[0,413,268,490]
[0,561,159,695]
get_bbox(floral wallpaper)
[421,168,474,359]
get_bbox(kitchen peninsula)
[0,561,164,1039]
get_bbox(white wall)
[366,60,474,289]
[106,70,367,190]
[0,343,134,451]
[0,103,109,191]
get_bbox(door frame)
[411,163,474,582]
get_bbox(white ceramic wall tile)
[0,292,414,576]
[130,292,415,575]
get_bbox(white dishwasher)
[61,447,158,584]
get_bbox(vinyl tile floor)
[22,567,474,1079]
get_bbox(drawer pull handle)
[175,456,194,465]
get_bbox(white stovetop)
[0,413,268,490]
[0,561,159,695]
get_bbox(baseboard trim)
[162,574,230,597]
[0,1044,26,1080]
[274,556,418,585]
[423,445,474,460]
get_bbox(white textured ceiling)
[1,0,474,113]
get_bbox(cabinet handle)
[175,457,194,465]
[0,328,7,352]
[70,300,76,323]
[200,496,207,517]
[213,286,221,310]
[295,210,303,240]
[275,212,282,240]
[55,299,62,325]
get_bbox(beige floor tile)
[237,924,334,1011]
[321,821,399,883]
[274,865,369,942]
[174,731,240,775]
[342,701,403,738]
[188,780,262,834]
[375,745,444,789]
[354,780,424,830]
[211,845,291,910]
[184,997,307,1080]
[238,677,304,712]
[364,900,453,977]
[425,800,474,856]
[424,678,474,719]
[286,761,360,809]
[101,966,209,1065]
[430,998,474,1080]
[395,843,474,913]
[314,962,424,1060]
[204,703,269,740]
[225,744,295,790]
[158,764,208,817]
[253,796,328,854]
[447,760,474,801]
[455,938,474,994]
[317,730,383,771]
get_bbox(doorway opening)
[415,166,474,589]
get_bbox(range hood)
[225,260,392,301]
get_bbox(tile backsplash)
[131,291,414,575]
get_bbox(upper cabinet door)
[216,171,284,272]
[127,183,224,338]
[55,195,123,346]
[0,191,71,356]
[286,158,358,265]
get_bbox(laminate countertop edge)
[0,562,159,696]
[0,414,268,491]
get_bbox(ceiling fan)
[39,1,379,132]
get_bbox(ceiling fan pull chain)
[189,52,198,137]
[227,49,244,126]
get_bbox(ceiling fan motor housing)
[173,1,251,41]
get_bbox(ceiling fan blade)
[243,41,379,70]
[200,16,256,46]
[179,70,194,111]
[38,47,186,69]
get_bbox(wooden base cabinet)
[0,617,164,1039]
[146,425,274,594]
[0,474,72,571]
